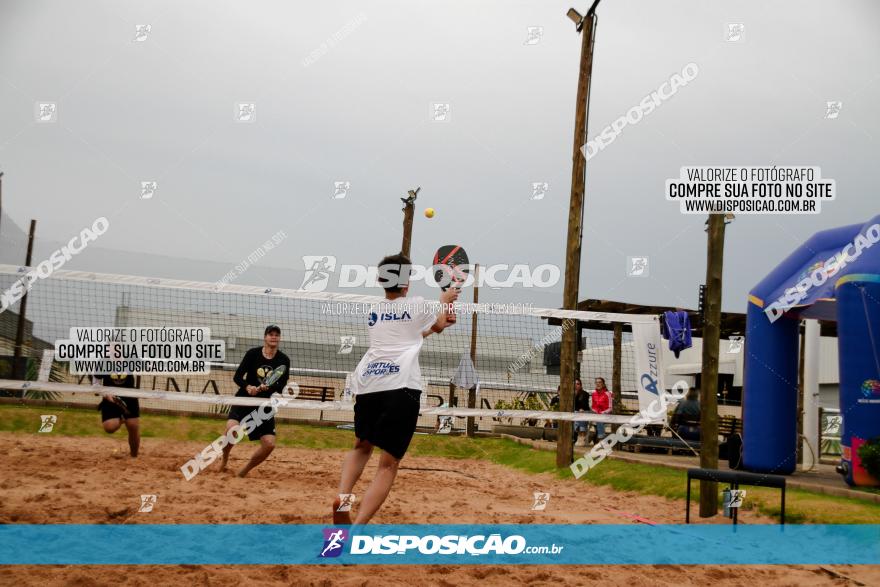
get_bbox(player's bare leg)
[334,438,374,524]
[219,419,238,472]
[237,434,275,478]
[339,438,374,493]
[124,417,140,457]
[102,418,122,434]
[353,450,400,525]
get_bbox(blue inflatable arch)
[743,214,880,486]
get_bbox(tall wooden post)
[13,219,36,381]
[557,1,600,468]
[400,187,419,258]
[612,323,623,413]
[469,265,480,363]
[699,214,725,517]
[466,264,480,437]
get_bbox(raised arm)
[424,287,460,337]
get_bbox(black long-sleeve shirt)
[233,347,291,399]
[574,391,590,412]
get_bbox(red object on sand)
[612,510,657,525]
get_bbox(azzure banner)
[631,320,670,422]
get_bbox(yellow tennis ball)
[425,208,435,218]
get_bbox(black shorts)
[98,397,140,421]
[228,405,277,441]
[354,388,421,460]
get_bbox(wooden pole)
[470,264,480,363]
[557,3,600,469]
[466,264,480,437]
[13,219,36,381]
[612,323,623,413]
[699,214,725,517]
[400,187,419,258]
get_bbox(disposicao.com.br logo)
[300,256,560,292]
[317,528,562,558]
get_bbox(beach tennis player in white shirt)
[332,253,459,525]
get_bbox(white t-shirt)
[352,295,438,395]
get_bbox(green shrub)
[857,437,880,480]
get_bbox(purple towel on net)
[663,310,692,358]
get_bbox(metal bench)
[616,411,742,456]
[294,385,334,402]
[686,468,786,525]
[287,385,335,422]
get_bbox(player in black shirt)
[96,373,140,457]
[220,325,291,477]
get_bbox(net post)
[466,386,476,436]
[557,3,599,469]
[557,318,578,467]
[699,214,726,517]
[466,264,480,437]
[400,188,418,258]
[611,322,623,433]
[12,219,37,384]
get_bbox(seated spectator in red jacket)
[590,377,612,441]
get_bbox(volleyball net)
[0,264,673,431]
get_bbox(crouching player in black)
[96,373,140,457]
[220,325,290,478]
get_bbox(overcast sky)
[0,0,877,311]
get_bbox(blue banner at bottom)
[0,525,877,565]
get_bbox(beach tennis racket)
[432,245,469,290]
[261,365,287,389]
